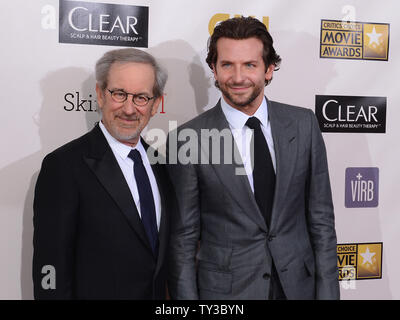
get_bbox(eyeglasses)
[107,89,155,106]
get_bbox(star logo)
[337,243,382,280]
[366,27,382,46]
[360,247,376,265]
[363,23,389,60]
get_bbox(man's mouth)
[228,82,252,91]
[117,116,139,126]
[228,86,251,94]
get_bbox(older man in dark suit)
[33,48,173,299]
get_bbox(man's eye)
[136,95,148,103]
[114,92,126,98]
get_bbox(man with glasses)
[33,48,174,299]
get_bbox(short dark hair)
[206,16,281,86]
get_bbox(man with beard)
[167,17,339,300]
[33,48,173,299]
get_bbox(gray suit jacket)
[167,99,339,300]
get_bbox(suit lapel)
[267,99,298,230]
[205,103,267,232]
[83,125,153,253]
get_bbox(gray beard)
[113,128,142,142]
[109,122,143,144]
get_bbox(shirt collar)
[99,120,145,160]
[220,95,269,130]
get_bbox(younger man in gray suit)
[167,16,339,300]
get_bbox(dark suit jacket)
[167,99,340,300]
[33,123,172,299]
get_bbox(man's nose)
[122,97,138,114]
[232,66,245,83]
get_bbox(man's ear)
[96,83,105,110]
[150,95,162,117]
[265,64,275,82]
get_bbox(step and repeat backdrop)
[0,0,398,299]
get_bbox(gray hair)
[95,48,167,97]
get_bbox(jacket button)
[268,235,275,241]
[263,273,271,279]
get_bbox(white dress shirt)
[220,96,276,193]
[99,121,161,230]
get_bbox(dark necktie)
[128,149,159,256]
[245,117,275,228]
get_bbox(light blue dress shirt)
[220,96,276,192]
